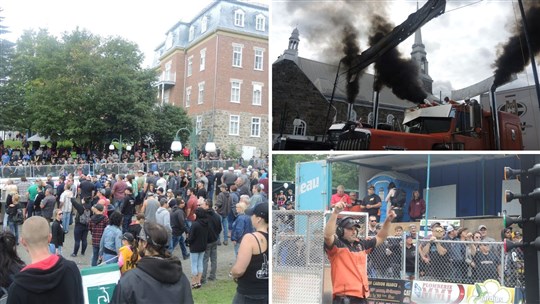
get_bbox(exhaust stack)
[490,85,501,150]
[373,90,380,129]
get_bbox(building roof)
[153,0,268,65]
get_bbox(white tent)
[27,134,49,141]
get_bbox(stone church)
[272,27,435,142]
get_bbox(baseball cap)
[446,225,455,233]
[93,204,104,212]
[514,230,522,236]
[122,232,135,242]
[228,167,234,171]
[340,217,361,229]
[137,170,144,174]
[368,185,375,190]
[478,225,487,230]
[168,199,178,208]
[405,233,413,238]
[245,202,269,222]
[154,171,159,175]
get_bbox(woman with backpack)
[6,194,24,244]
[70,196,92,257]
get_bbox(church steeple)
[281,27,300,62]
[410,5,433,94]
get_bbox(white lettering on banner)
[300,177,319,194]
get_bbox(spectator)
[120,187,136,233]
[201,198,222,283]
[0,231,25,298]
[215,184,232,245]
[6,194,23,244]
[330,185,352,211]
[472,240,501,283]
[41,188,57,223]
[187,207,209,289]
[49,209,65,256]
[8,216,84,303]
[112,222,193,303]
[99,211,123,264]
[230,202,269,304]
[128,213,145,240]
[231,202,254,258]
[404,233,416,280]
[141,192,159,224]
[88,203,109,266]
[117,232,137,275]
[185,188,198,231]
[169,197,190,260]
[361,185,382,221]
[155,198,172,247]
[70,197,91,257]
[420,224,450,282]
[408,190,426,221]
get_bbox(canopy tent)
[27,134,49,142]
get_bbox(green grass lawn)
[2,139,73,149]
[192,279,236,304]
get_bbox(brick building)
[154,0,268,158]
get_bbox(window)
[165,32,173,49]
[232,44,243,67]
[201,16,208,33]
[230,79,242,103]
[251,117,261,137]
[185,86,192,107]
[200,49,206,71]
[164,61,172,81]
[196,116,203,134]
[234,9,245,27]
[229,115,240,136]
[293,119,307,136]
[189,26,194,41]
[255,14,265,31]
[198,82,205,104]
[254,48,264,71]
[163,90,170,104]
[187,56,193,76]
[368,112,374,125]
[252,82,263,106]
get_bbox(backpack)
[390,188,406,208]
[79,208,91,225]
[12,208,24,225]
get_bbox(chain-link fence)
[367,235,408,280]
[273,210,326,304]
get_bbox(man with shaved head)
[7,216,84,303]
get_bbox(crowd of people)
[0,165,270,303]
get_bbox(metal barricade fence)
[414,239,514,287]
[273,210,326,304]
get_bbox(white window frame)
[196,116,203,134]
[232,43,243,68]
[252,82,263,106]
[255,14,265,31]
[229,115,240,136]
[254,47,264,71]
[164,61,172,81]
[251,117,261,137]
[189,26,195,41]
[185,86,192,108]
[293,119,307,136]
[198,82,205,105]
[230,79,243,103]
[200,48,206,71]
[187,56,193,77]
[163,90,170,104]
[234,9,245,27]
[201,16,208,33]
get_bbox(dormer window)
[255,14,265,31]
[201,16,208,33]
[165,32,173,49]
[234,9,245,27]
[189,26,195,41]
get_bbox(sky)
[270,0,539,99]
[1,1,224,68]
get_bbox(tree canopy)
[0,27,191,146]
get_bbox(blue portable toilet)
[367,171,419,222]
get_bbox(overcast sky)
[1,1,225,67]
[271,0,539,99]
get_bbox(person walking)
[231,202,253,258]
[99,212,123,264]
[50,209,65,256]
[201,198,222,284]
[70,197,92,257]
[186,207,209,289]
[88,204,109,266]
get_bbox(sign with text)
[367,278,412,304]
[411,280,515,304]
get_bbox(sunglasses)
[370,220,377,222]
[434,229,444,233]
[58,213,63,215]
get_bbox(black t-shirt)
[361,194,381,216]
[474,250,500,282]
[79,180,95,199]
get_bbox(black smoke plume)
[368,15,428,103]
[493,2,540,88]
[342,24,361,104]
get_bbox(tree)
[3,28,159,145]
[148,104,192,152]
[0,9,16,130]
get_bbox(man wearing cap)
[78,174,95,201]
[361,185,382,222]
[201,198,222,284]
[324,201,395,303]
[111,174,128,210]
[478,225,490,240]
[444,225,466,281]
[167,169,180,195]
[141,192,159,224]
[120,187,136,233]
[222,167,237,190]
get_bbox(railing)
[0,159,268,179]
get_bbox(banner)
[368,278,413,304]
[81,264,121,304]
[411,280,515,304]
